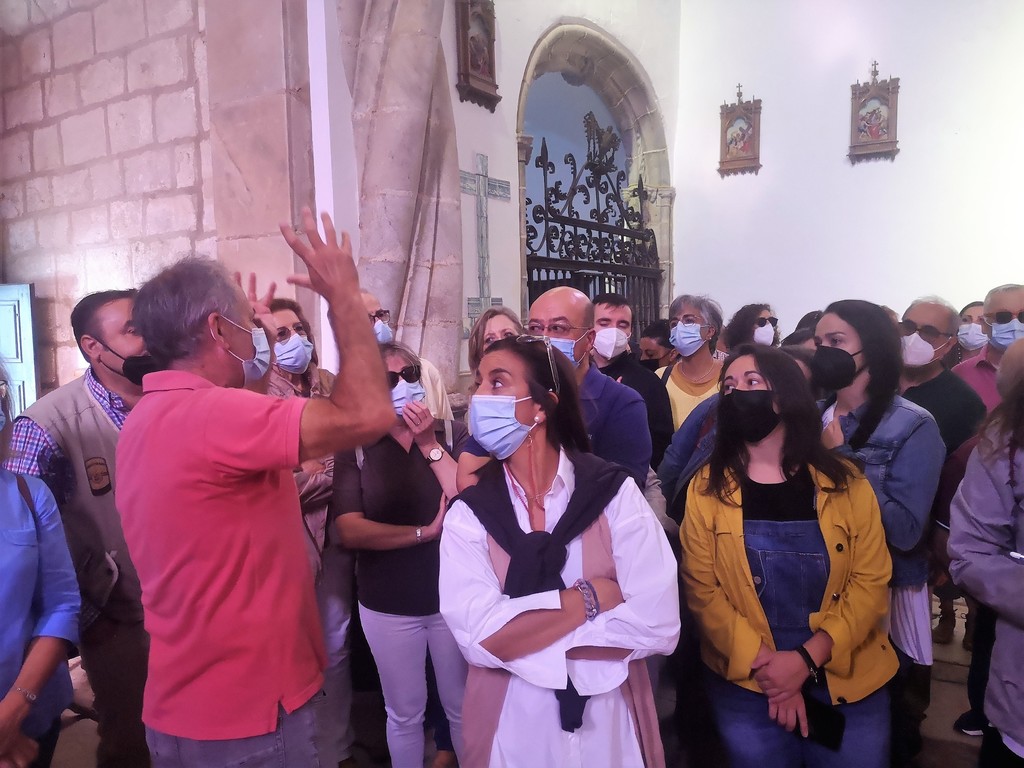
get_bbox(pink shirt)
[116,370,325,740]
[953,347,1000,412]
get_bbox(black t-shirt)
[333,420,468,616]
[600,352,674,469]
[903,369,986,456]
[740,466,816,522]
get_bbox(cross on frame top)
[459,153,511,302]
[870,60,879,83]
[736,83,743,102]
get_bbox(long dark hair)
[483,336,591,454]
[823,299,902,450]
[704,344,852,503]
[724,303,773,349]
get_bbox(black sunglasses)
[986,311,1024,325]
[755,317,779,328]
[386,365,421,388]
[514,335,561,395]
[899,318,952,344]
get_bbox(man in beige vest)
[5,289,151,768]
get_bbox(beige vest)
[461,515,666,768]
[23,376,142,623]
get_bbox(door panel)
[0,283,39,415]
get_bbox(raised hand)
[233,271,279,340]
[279,207,359,302]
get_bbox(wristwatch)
[426,445,444,463]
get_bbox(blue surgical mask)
[391,379,426,415]
[549,332,587,367]
[275,334,314,374]
[670,321,707,357]
[957,322,987,351]
[469,394,534,460]
[221,317,272,383]
[989,319,1024,351]
[374,319,394,344]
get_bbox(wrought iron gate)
[525,112,661,337]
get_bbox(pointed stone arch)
[515,20,674,316]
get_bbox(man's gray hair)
[906,295,959,334]
[984,283,1024,310]
[134,257,243,367]
[669,294,724,333]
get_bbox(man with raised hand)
[115,208,393,767]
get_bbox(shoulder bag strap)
[15,474,40,535]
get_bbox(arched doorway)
[516,20,674,319]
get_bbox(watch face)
[429,447,444,462]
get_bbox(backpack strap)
[660,363,674,383]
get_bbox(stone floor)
[51,599,982,768]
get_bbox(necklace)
[504,464,547,509]
[677,357,716,383]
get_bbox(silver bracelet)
[572,578,600,621]
[14,686,37,704]
[415,527,423,544]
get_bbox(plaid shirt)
[3,369,131,629]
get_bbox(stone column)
[647,186,675,315]
[204,0,315,307]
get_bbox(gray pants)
[145,691,325,767]
[315,545,356,763]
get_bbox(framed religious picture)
[455,0,501,112]
[718,85,762,177]
[848,62,900,163]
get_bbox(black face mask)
[121,355,161,387]
[718,389,780,444]
[810,345,860,392]
[638,358,661,372]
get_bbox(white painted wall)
[674,0,1024,334]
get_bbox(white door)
[0,283,39,415]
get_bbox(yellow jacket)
[679,464,898,704]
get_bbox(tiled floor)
[51,599,983,767]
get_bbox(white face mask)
[901,332,938,368]
[752,323,776,346]
[957,322,987,351]
[593,328,629,360]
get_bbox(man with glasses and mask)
[525,286,651,487]
[899,297,986,456]
[361,290,453,420]
[4,289,153,768]
[954,283,1024,412]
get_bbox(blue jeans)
[145,691,325,768]
[704,669,890,768]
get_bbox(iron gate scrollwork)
[525,111,661,337]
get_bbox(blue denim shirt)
[829,395,945,587]
[658,394,718,516]
[0,469,80,737]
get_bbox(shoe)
[932,611,955,645]
[953,710,986,737]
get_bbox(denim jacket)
[829,395,945,587]
[658,394,718,518]
[948,437,1024,747]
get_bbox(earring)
[534,415,541,423]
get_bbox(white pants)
[359,604,467,768]
[315,545,356,763]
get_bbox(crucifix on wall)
[460,152,511,326]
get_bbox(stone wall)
[0,0,212,389]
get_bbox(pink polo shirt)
[953,347,1000,412]
[116,370,325,740]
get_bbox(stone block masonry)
[0,0,212,390]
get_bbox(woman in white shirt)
[439,335,679,768]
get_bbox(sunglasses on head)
[386,365,421,388]
[514,335,561,395]
[755,317,779,328]
[986,311,1024,325]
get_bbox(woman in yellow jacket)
[680,344,897,768]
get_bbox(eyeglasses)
[386,364,421,388]
[985,310,1024,326]
[275,322,309,343]
[669,318,707,329]
[514,335,561,395]
[368,309,391,324]
[755,317,779,328]
[525,322,587,336]
[899,319,952,344]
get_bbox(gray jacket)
[948,437,1024,746]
